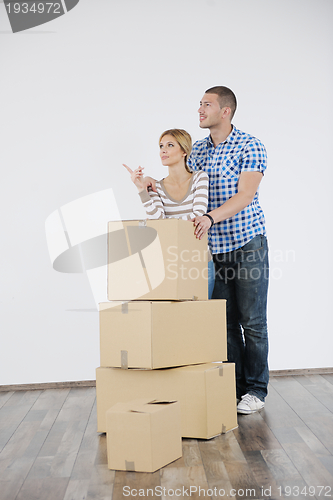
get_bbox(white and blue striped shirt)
[188,126,267,254]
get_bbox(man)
[189,86,269,414]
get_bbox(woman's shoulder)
[192,170,209,182]
[155,179,164,190]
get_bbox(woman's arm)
[141,176,157,192]
[123,164,165,219]
[138,188,166,219]
[123,164,146,191]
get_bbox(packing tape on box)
[219,366,224,376]
[121,351,128,369]
[125,460,135,471]
[122,303,128,314]
[222,424,227,434]
[192,295,198,301]
[138,220,147,227]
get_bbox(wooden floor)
[1,375,333,500]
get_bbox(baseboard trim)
[0,380,96,392]
[1,367,333,392]
[269,367,333,377]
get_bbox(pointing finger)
[123,164,133,174]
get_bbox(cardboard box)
[99,299,227,369]
[106,399,182,472]
[107,219,208,301]
[96,362,237,439]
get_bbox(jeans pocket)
[241,235,264,253]
[239,235,268,264]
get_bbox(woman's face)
[159,134,185,167]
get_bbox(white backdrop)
[1,0,332,385]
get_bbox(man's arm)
[210,171,263,222]
[193,171,263,239]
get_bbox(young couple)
[124,86,269,416]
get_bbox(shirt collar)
[207,125,238,148]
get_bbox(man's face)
[198,93,224,129]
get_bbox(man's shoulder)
[233,127,267,169]
[192,135,210,151]
[233,126,266,150]
[188,137,210,169]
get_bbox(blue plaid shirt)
[188,125,267,254]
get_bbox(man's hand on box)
[192,215,212,240]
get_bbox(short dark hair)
[205,86,237,119]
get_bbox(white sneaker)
[237,394,265,414]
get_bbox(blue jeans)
[212,235,269,401]
[208,259,215,300]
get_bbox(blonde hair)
[159,129,192,173]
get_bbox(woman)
[123,128,209,220]
[124,128,215,298]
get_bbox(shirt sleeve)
[187,154,197,172]
[241,138,267,174]
[187,140,202,172]
[138,187,166,219]
[182,171,209,220]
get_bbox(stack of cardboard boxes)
[96,219,238,472]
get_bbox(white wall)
[1,0,332,385]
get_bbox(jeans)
[208,259,215,300]
[212,234,269,401]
